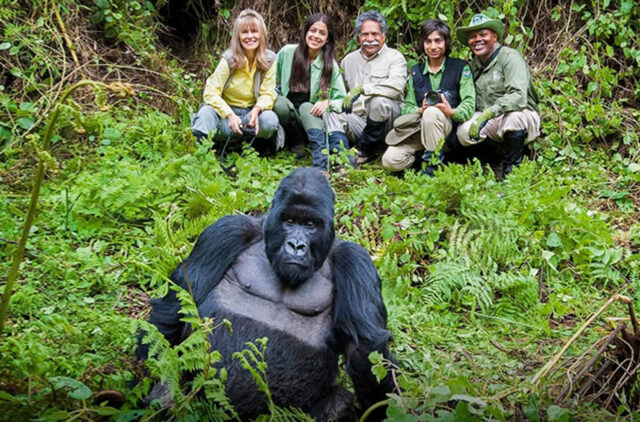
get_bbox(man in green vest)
[456,14,540,176]
[382,19,475,176]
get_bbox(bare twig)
[628,302,639,336]
[52,0,79,66]
[556,323,626,402]
[531,294,632,386]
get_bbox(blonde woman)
[191,9,280,151]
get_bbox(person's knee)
[259,110,279,130]
[367,97,393,122]
[500,111,530,134]
[273,97,291,120]
[422,107,445,123]
[325,111,345,133]
[381,150,393,169]
[381,148,410,171]
[298,102,314,117]
[456,123,473,146]
[298,104,324,131]
[191,105,220,136]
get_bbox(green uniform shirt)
[402,56,475,123]
[276,44,346,112]
[470,44,538,116]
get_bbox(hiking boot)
[502,129,527,176]
[421,150,444,177]
[356,118,386,159]
[307,128,327,169]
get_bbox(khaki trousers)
[456,110,540,146]
[382,107,451,171]
[325,96,402,143]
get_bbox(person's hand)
[419,93,429,115]
[469,109,494,139]
[227,112,243,135]
[247,106,261,135]
[310,100,329,117]
[434,94,454,118]
[342,85,363,113]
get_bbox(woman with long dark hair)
[274,13,346,170]
[191,9,280,151]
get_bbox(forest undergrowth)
[1,0,639,420]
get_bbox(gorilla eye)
[285,218,295,225]
[305,221,316,228]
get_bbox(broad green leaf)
[621,0,633,13]
[95,406,119,415]
[547,405,571,422]
[19,102,36,112]
[17,117,35,130]
[546,232,562,248]
[451,394,487,407]
[50,376,92,400]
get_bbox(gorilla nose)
[286,239,308,257]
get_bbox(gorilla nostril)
[287,240,307,256]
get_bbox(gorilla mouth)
[282,260,309,269]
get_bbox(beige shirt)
[340,44,407,113]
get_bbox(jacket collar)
[310,53,324,69]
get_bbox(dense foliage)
[1,0,639,420]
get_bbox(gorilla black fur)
[138,167,396,420]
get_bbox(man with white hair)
[325,11,407,168]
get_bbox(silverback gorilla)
[138,168,396,420]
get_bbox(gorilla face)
[264,168,335,287]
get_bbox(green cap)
[456,14,505,45]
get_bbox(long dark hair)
[289,13,336,96]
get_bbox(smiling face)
[239,23,261,53]
[467,28,498,63]
[423,30,446,62]
[305,20,329,57]
[359,20,385,58]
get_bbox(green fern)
[141,283,236,419]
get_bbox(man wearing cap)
[456,14,540,176]
[324,10,407,168]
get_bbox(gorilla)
[138,167,396,420]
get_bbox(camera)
[425,90,442,106]
[241,125,256,136]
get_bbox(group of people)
[191,9,540,177]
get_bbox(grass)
[1,102,638,419]
[1,0,639,418]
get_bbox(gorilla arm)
[330,241,397,413]
[137,214,263,359]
